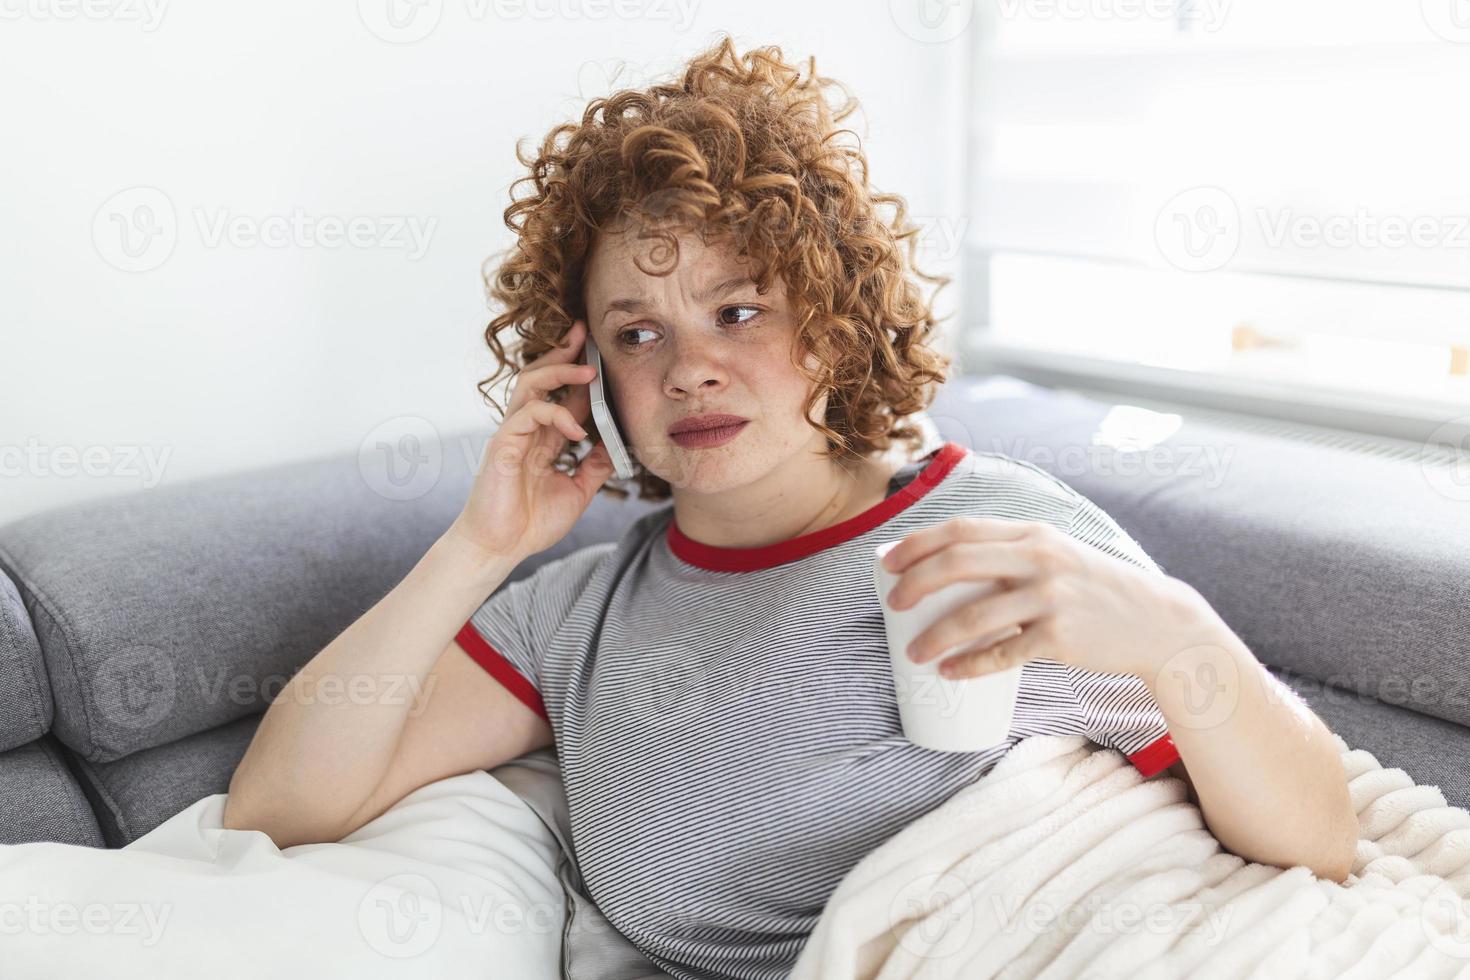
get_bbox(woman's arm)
[882,515,1359,884]
[221,531,538,847]
[223,316,617,847]
[1143,590,1359,884]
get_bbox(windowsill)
[960,335,1470,449]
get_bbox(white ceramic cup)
[873,539,1026,752]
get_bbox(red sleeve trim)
[1127,732,1180,778]
[454,621,551,726]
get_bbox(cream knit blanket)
[791,734,1470,979]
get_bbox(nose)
[661,337,728,398]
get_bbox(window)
[963,1,1470,438]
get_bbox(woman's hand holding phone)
[449,318,616,565]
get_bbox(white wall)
[0,0,971,523]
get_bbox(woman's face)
[582,224,828,494]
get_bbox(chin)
[641,441,755,493]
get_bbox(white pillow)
[0,769,566,979]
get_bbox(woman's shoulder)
[511,512,645,580]
[931,445,1086,524]
[944,446,1083,503]
[934,446,1163,572]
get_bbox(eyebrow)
[601,275,755,321]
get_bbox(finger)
[937,623,1040,680]
[508,360,597,417]
[498,399,587,452]
[907,583,1049,665]
[572,441,617,498]
[561,365,593,426]
[885,540,1042,611]
[541,398,588,444]
[486,400,586,481]
[525,318,586,368]
[881,516,1034,576]
[506,318,588,404]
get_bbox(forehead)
[584,225,748,300]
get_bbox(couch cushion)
[0,430,662,765]
[0,735,103,847]
[930,376,1470,732]
[64,713,261,847]
[0,570,50,752]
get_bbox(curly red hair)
[477,33,954,502]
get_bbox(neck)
[671,443,889,550]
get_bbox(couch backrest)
[0,434,662,764]
[3,375,1465,767]
[0,570,52,752]
[928,376,1470,732]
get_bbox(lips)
[667,413,749,436]
[668,417,749,450]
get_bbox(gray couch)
[2,374,1467,849]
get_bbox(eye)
[615,307,764,351]
[615,324,659,350]
[718,305,763,326]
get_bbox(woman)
[224,36,1357,980]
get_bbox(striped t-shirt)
[456,441,1180,980]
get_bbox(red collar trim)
[666,442,969,573]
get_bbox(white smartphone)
[584,335,637,480]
